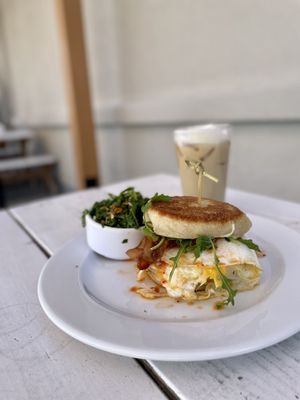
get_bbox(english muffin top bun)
[145,196,251,239]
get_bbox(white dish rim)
[38,214,300,361]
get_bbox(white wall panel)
[0,0,67,125]
[81,0,123,123]
[1,0,300,125]
[115,0,300,122]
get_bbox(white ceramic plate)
[38,214,300,361]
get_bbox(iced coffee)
[174,124,231,201]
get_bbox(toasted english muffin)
[145,196,251,239]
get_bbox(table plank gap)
[136,359,181,400]
[7,210,183,400]
[7,174,300,400]
[7,209,52,257]
[7,210,176,399]
[0,211,166,400]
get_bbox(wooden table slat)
[9,174,300,400]
[0,211,166,400]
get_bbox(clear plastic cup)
[174,124,231,201]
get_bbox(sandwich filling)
[127,236,262,303]
[148,239,261,301]
[127,194,263,306]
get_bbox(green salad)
[81,187,148,229]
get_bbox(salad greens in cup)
[82,187,148,260]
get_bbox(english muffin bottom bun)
[145,196,252,239]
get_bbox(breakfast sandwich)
[127,195,263,307]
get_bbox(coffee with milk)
[174,125,231,201]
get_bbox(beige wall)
[2,0,300,125]
[35,122,300,202]
[1,0,300,201]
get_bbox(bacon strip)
[126,237,177,269]
[126,237,153,269]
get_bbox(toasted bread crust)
[146,196,251,239]
[150,196,242,223]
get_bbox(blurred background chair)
[0,124,58,207]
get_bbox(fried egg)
[146,239,262,301]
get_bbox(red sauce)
[130,286,141,293]
[137,259,151,270]
[151,285,161,293]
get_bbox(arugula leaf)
[151,193,172,202]
[169,240,190,281]
[166,235,237,307]
[168,236,212,281]
[210,239,237,306]
[234,238,262,253]
[142,225,159,241]
[194,236,212,259]
[141,193,172,242]
[81,209,90,227]
[141,193,172,215]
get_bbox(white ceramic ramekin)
[85,214,144,260]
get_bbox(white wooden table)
[2,174,300,399]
